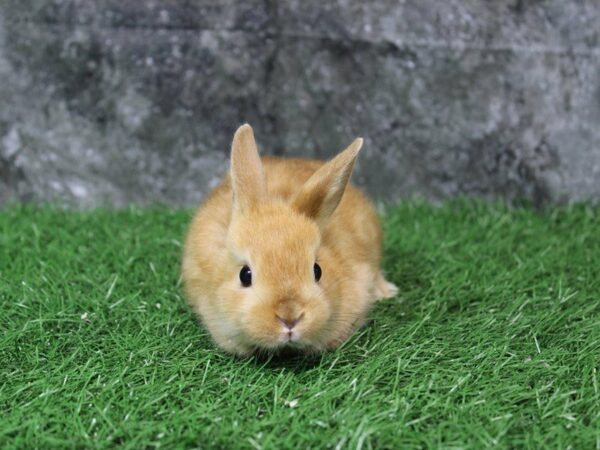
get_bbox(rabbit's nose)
[276,312,305,330]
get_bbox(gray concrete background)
[0,0,598,207]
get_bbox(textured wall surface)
[0,1,599,207]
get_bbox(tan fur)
[182,124,398,356]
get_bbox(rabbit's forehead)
[232,205,320,251]
[250,223,319,266]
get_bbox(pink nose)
[276,313,305,330]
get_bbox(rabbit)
[182,124,398,356]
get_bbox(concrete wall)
[0,1,599,207]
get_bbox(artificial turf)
[1,202,599,449]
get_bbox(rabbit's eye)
[313,263,322,282]
[239,265,252,287]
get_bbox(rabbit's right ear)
[292,138,363,228]
[230,124,267,214]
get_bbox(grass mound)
[1,203,599,448]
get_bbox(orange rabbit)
[182,124,397,356]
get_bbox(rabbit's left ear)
[230,124,267,214]
[292,138,363,228]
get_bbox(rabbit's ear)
[292,138,363,228]
[230,124,267,214]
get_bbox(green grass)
[1,202,599,449]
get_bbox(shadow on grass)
[250,349,323,372]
